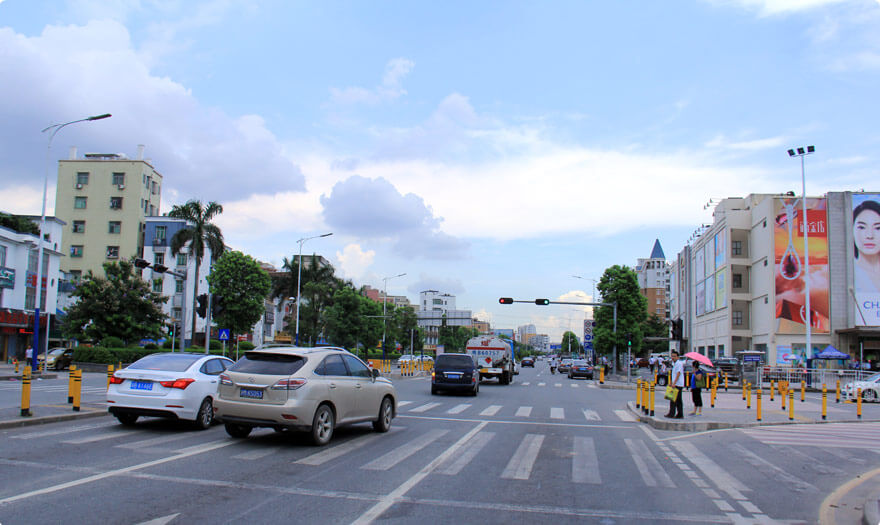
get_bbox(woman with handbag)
[690,361,705,416]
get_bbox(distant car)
[432,353,479,396]
[107,352,234,429]
[844,372,880,402]
[397,354,416,367]
[38,347,74,370]
[568,359,593,379]
[558,359,573,374]
[521,357,535,368]
[415,355,434,363]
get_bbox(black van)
[431,353,479,396]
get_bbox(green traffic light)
[535,299,550,305]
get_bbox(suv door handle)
[329,383,336,389]
[355,384,362,389]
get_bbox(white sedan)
[843,372,880,402]
[107,352,233,429]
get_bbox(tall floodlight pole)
[33,113,111,370]
[294,233,332,346]
[788,146,815,360]
[382,272,406,360]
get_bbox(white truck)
[466,336,516,385]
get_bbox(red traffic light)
[499,297,514,304]
[133,258,151,269]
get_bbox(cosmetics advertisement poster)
[851,193,880,326]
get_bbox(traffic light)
[211,295,224,317]
[133,258,150,269]
[152,263,169,273]
[499,297,514,304]
[535,299,550,306]
[196,294,208,318]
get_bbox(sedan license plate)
[240,388,263,399]
[131,380,153,391]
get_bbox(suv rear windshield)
[129,353,202,372]
[231,352,306,375]
[435,354,475,370]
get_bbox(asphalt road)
[0,373,108,409]
[0,363,878,524]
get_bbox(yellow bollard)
[770,380,775,402]
[724,372,728,392]
[643,382,649,414]
[800,380,805,402]
[654,372,658,384]
[782,383,787,410]
[746,383,751,409]
[636,380,642,409]
[599,366,605,384]
[21,366,32,417]
[788,389,794,421]
[68,364,76,403]
[857,388,862,420]
[757,388,762,421]
[710,380,716,408]
[685,371,690,390]
[822,384,827,421]
[14,358,19,374]
[73,369,82,412]
[742,381,747,400]
[107,364,114,390]
[650,382,656,416]
[836,379,840,403]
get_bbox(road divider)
[21,366,32,417]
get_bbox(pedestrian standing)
[689,361,705,416]
[25,345,33,364]
[665,350,684,418]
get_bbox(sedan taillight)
[159,378,195,389]
[271,378,307,390]
[219,373,233,386]
[109,376,125,384]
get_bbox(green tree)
[271,254,343,345]
[323,287,383,357]
[61,260,167,344]
[388,304,421,354]
[168,200,225,347]
[438,321,479,353]
[0,213,39,235]
[207,251,271,344]
[594,265,648,368]
[641,313,669,355]
[560,331,581,357]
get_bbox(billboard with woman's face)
[852,194,880,326]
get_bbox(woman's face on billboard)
[854,207,880,256]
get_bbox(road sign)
[218,329,230,341]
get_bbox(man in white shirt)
[665,350,685,419]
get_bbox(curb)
[0,373,60,381]
[864,489,880,525]
[0,408,109,430]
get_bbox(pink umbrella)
[683,352,713,367]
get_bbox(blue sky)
[2,0,879,340]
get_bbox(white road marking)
[437,431,495,476]
[571,383,579,388]
[614,410,637,422]
[522,382,530,386]
[447,404,471,415]
[625,438,675,488]
[64,430,144,445]
[537,382,546,387]
[572,436,601,484]
[135,513,180,525]
[361,429,448,471]
[550,407,564,419]
[554,383,562,388]
[297,434,383,466]
[409,402,441,413]
[479,405,502,417]
[116,433,193,450]
[729,443,818,493]
[233,446,283,460]
[501,434,544,480]
[399,414,630,430]
[582,409,600,421]
[351,421,488,525]
[670,441,750,500]
[515,406,532,417]
[397,401,413,407]
[10,422,113,440]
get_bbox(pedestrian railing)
[759,367,872,390]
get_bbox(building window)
[175,279,184,293]
[154,253,165,266]
[176,253,187,266]
[732,240,742,256]
[149,205,155,216]
[172,307,181,320]
[106,221,121,234]
[74,197,87,209]
[155,225,167,240]
[152,279,163,293]
[76,172,89,185]
[70,270,82,281]
[733,311,743,325]
[152,181,158,194]
[73,220,85,233]
[106,246,119,259]
[112,172,125,186]
[70,245,83,258]
[110,197,123,209]
[0,245,5,267]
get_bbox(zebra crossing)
[741,422,880,451]
[401,400,631,422]
[520,381,598,389]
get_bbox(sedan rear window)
[128,353,202,372]
[231,352,306,375]
[435,354,475,369]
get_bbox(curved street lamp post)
[294,233,332,346]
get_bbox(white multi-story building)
[517,324,537,345]
[635,239,670,320]
[529,334,550,353]
[417,290,471,351]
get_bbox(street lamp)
[32,113,111,370]
[294,232,332,346]
[787,145,815,360]
[382,272,406,360]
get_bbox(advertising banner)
[679,252,687,294]
[774,197,830,333]
[715,268,726,310]
[696,281,705,316]
[705,274,715,314]
[852,194,880,326]
[705,238,715,277]
[715,231,726,268]
[695,247,705,282]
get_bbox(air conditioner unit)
[75,184,83,189]
[118,184,125,190]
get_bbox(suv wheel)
[373,397,393,432]
[224,422,252,439]
[311,404,335,446]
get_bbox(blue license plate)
[131,380,153,391]
[240,388,263,399]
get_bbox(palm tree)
[168,200,224,347]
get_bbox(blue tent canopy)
[815,345,849,359]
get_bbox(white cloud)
[330,58,415,105]
[704,134,788,151]
[336,244,375,280]
[706,0,847,16]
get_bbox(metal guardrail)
[759,367,874,389]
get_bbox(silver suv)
[213,346,397,445]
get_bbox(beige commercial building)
[55,146,162,280]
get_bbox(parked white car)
[843,372,880,402]
[107,352,233,429]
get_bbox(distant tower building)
[636,239,670,320]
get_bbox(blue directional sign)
[218,329,230,341]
